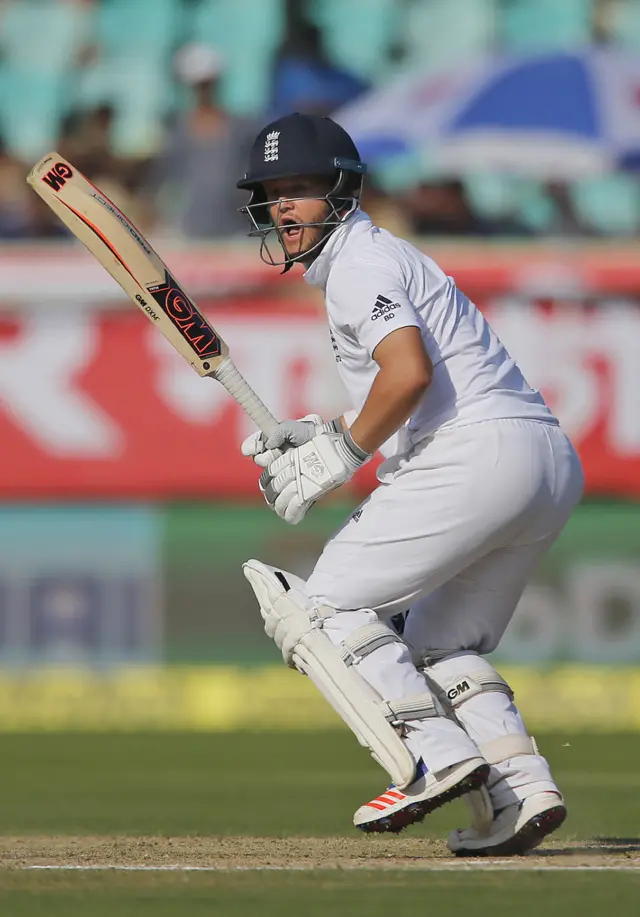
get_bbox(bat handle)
[212,357,279,437]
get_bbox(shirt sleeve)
[329,263,421,357]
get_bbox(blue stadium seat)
[0,67,72,160]
[95,0,180,53]
[0,0,90,70]
[398,0,497,77]
[513,177,636,236]
[77,50,173,157]
[191,0,284,50]
[464,173,520,220]
[373,152,429,192]
[305,0,401,84]
[110,58,173,157]
[571,175,640,235]
[0,0,91,158]
[75,0,181,156]
[188,0,285,112]
[514,180,556,232]
[500,0,594,51]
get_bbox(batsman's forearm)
[348,370,430,455]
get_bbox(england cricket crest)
[264,131,280,162]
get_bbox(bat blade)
[27,153,226,376]
[27,153,278,435]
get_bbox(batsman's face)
[263,176,332,258]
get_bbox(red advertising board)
[0,240,639,304]
[0,296,639,499]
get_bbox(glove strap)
[323,417,344,435]
[335,429,372,472]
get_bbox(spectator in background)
[148,43,257,239]
[0,138,33,238]
[58,104,149,230]
[59,104,119,181]
[0,136,67,239]
[543,181,598,237]
[270,18,368,119]
[360,177,411,237]
[404,178,530,237]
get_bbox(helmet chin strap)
[281,225,329,274]
[281,252,295,274]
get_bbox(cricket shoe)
[448,790,566,857]
[354,756,490,835]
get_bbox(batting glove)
[241,414,342,469]
[265,429,371,525]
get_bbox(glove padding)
[241,414,333,469]
[266,430,370,525]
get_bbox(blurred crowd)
[2,0,640,241]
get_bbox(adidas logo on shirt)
[371,294,400,321]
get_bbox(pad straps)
[341,623,439,724]
[479,734,539,765]
[381,693,439,725]
[340,623,400,666]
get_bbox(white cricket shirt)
[303,210,556,458]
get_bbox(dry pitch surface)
[1,835,639,871]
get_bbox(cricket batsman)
[237,113,584,856]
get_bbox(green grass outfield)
[0,732,638,915]
[3,872,640,917]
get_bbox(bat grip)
[213,357,279,437]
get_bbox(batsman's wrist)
[335,428,372,471]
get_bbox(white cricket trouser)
[306,419,584,794]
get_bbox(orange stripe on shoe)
[365,801,388,811]
[384,791,406,801]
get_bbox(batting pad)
[243,560,417,789]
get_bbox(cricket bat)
[27,153,278,436]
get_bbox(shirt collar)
[303,209,371,290]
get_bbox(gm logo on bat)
[41,161,74,191]
[147,271,222,359]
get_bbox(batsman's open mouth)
[280,218,302,240]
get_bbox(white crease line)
[15,863,640,873]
